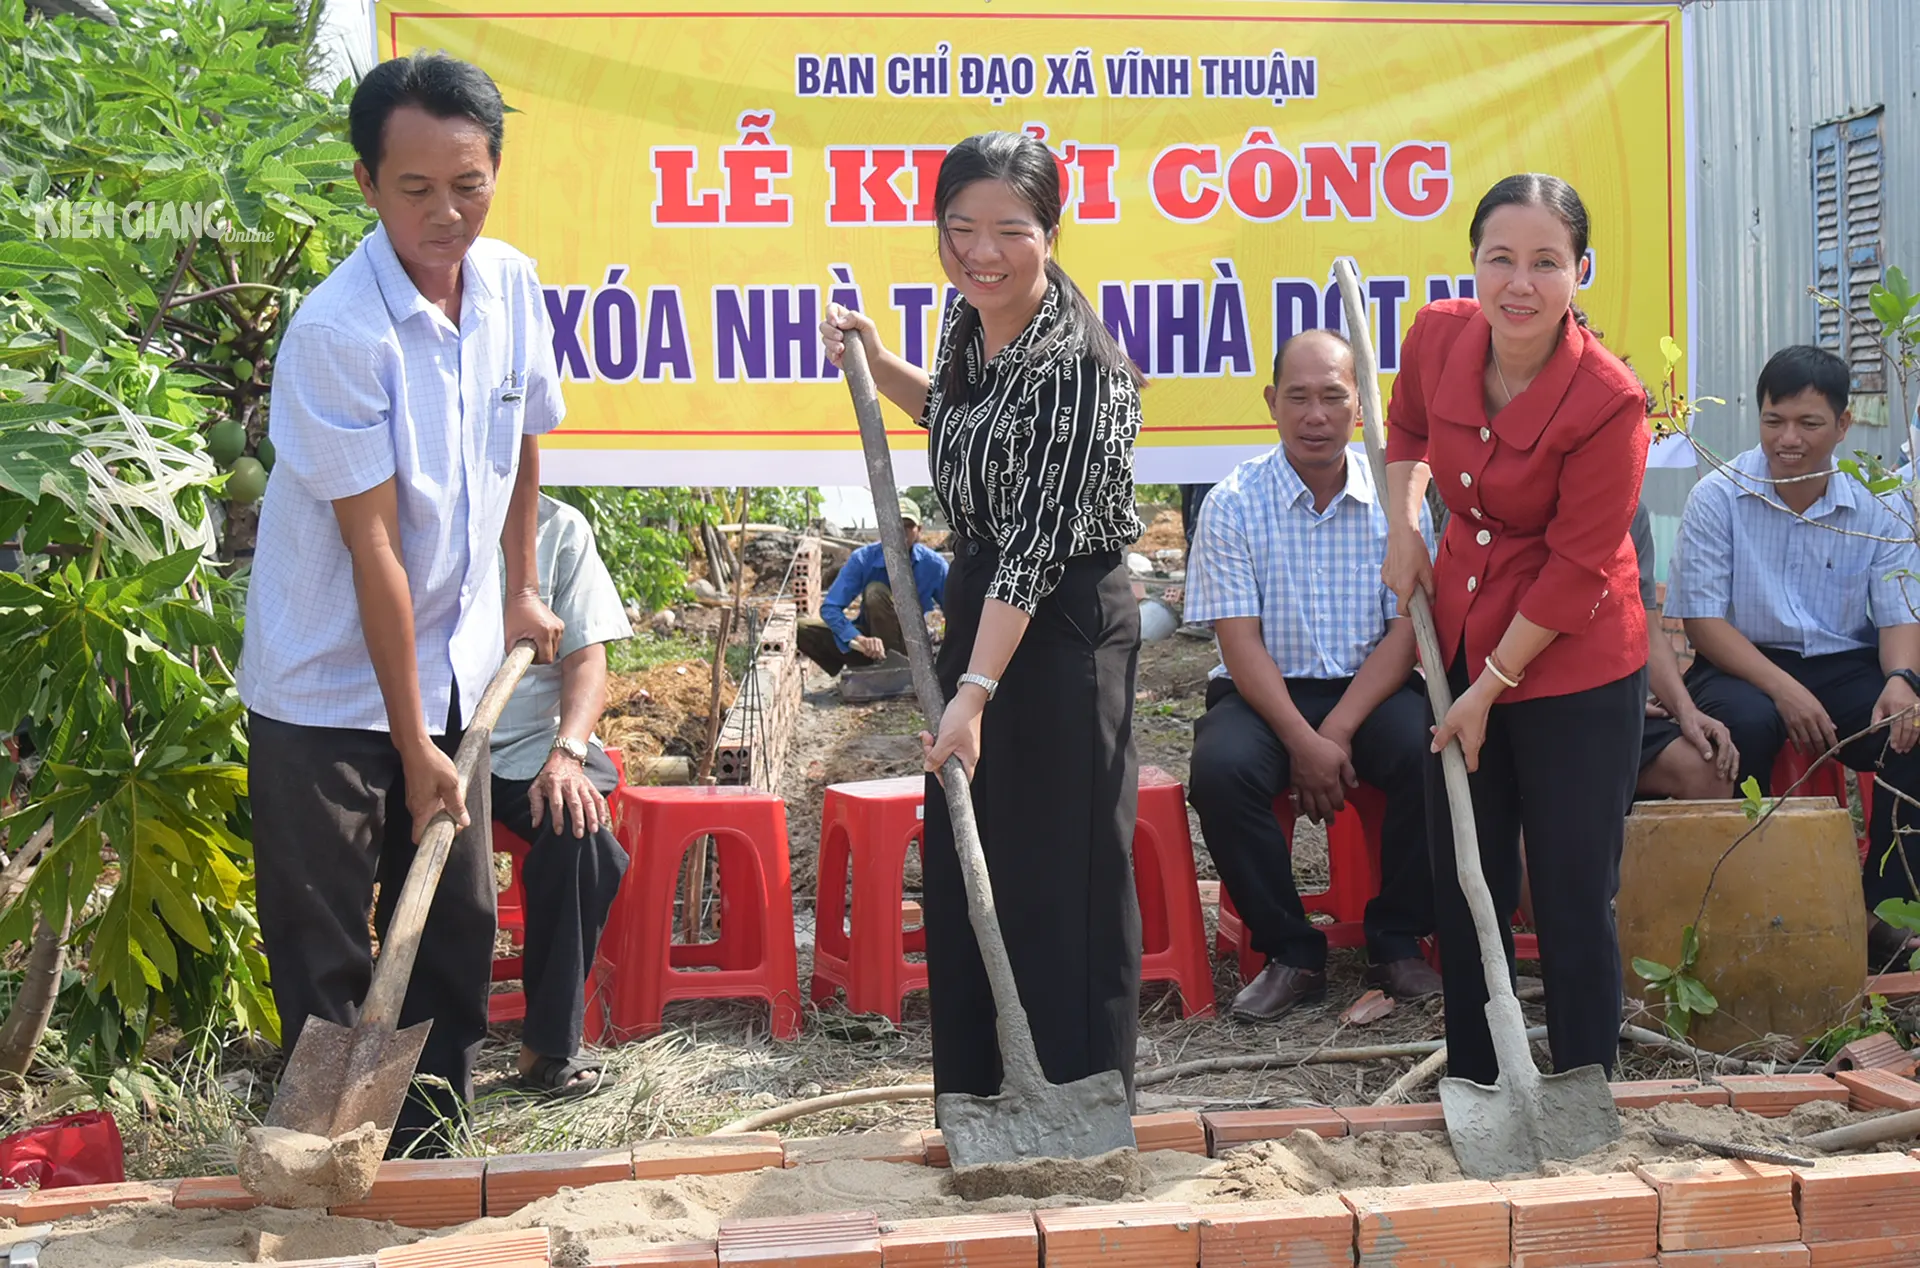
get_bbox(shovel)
[838,336,1137,1168]
[244,639,537,1202]
[1334,260,1621,1178]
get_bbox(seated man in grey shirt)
[491,493,634,1097]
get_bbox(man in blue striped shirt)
[1186,331,1441,1021]
[1668,344,1920,967]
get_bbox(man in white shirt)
[1186,331,1441,1021]
[489,495,632,1098]
[240,52,565,1153]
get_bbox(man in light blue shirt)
[1668,344,1920,966]
[1185,330,1440,1022]
[240,53,566,1153]
[795,496,947,676]
[490,495,632,1099]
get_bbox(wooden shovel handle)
[840,337,1049,1088]
[360,640,538,1032]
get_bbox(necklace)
[1492,356,1517,406]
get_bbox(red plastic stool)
[1212,787,1385,984]
[810,775,930,1020]
[1772,746,1866,862]
[587,783,802,1042]
[1133,766,1216,1017]
[1211,787,1536,980]
[489,748,625,1025]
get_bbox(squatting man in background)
[796,496,948,676]
[488,493,633,1099]
[1185,329,1443,1022]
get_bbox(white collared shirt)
[239,223,565,731]
[1667,444,1920,656]
[1186,443,1431,681]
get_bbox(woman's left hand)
[1431,677,1500,772]
[924,691,985,778]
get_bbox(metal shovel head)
[264,1014,432,1143]
[1438,1063,1622,1179]
[935,1069,1137,1169]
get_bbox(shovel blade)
[1438,1064,1622,1179]
[936,1070,1136,1169]
[264,1014,432,1145]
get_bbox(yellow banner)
[385,0,1686,485]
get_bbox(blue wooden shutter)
[1811,109,1886,393]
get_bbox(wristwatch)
[1889,669,1920,697]
[550,735,589,763]
[958,672,1000,700]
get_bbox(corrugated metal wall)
[1653,0,1920,530]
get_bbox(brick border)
[29,1072,1920,1266]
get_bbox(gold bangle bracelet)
[1484,654,1522,690]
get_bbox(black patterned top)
[920,284,1144,615]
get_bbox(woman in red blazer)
[1383,174,1649,1085]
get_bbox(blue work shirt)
[822,541,948,651]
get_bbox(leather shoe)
[1230,963,1327,1022]
[1366,956,1444,1001]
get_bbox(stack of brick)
[715,599,803,789]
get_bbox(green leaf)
[1679,924,1701,969]
[1660,336,1683,370]
[1874,897,1920,934]
[1740,776,1766,821]
[1890,266,1914,306]
[1632,957,1675,985]
[1674,974,1720,1017]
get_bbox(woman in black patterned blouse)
[821,130,1146,1104]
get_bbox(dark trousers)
[1188,676,1434,970]
[1179,484,1216,550]
[1428,659,1645,1085]
[1687,646,1920,909]
[249,703,494,1153]
[921,539,1143,1107]
[795,581,905,676]
[489,744,629,1060]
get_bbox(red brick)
[1132,1111,1208,1155]
[782,1131,927,1167]
[1716,1076,1849,1118]
[920,1131,948,1168]
[1867,972,1920,999]
[0,1179,177,1222]
[484,1147,634,1215]
[1034,1203,1198,1268]
[1823,1033,1918,1078]
[1336,1103,1447,1135]
[1835,1069,1920,1113]
[1634,1159,1801,1252]
[173,1174,261,1211]
[1498,1172,1660,1267]
[718,1210,882,1266]
[1345,1179,1508,1267]
[1791,1152,1920,1242]
[1192,1194,1352,1267]
[1805,1234,1920,1266]
[631,1133,784,1180]
[1655,1246,1808,1267]
[1202,1108,1346,1153]
[1612,1080,1733,1110]
[593,1244,719,1267]
[376,1228,551,1268]
[878,1212,1038,1268]
[331,1158,486,1228]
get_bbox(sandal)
[1868,917,1918,971]
[511,1053,611,1100]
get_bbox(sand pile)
[26,1101,1892,1267]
